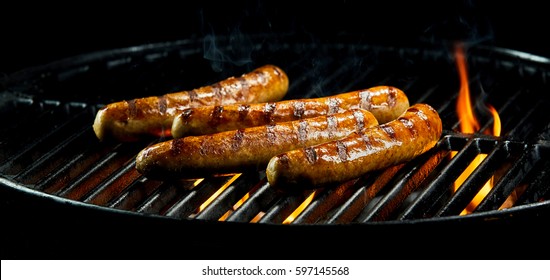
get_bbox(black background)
[1,0,549,76]
[2,0,550,260]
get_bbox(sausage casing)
[171,85,409,138]
[266,103,443,190]
[93,64,289,142]
[136,108,379,178]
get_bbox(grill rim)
[3,175,548,225]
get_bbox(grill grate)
[1,37,549,225]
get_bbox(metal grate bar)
[356,147,446,222]
[194,173,254,220]
[83,160,143,206]
[0,96,57,144]
[479,88,522,135]
[55,143,144,201]
[397,136,478,220]
[514,145,550,205]
[225,180,277,223]
[0,104,91,175]
[108,177,164,211]
[135,181,192,215]
[164,176,244,219]
[291,179,359,224]
[257,191,312,224]
[39,142,122,194]
[0,100,73,163]
[475,144,541,212]
[14,126,94,185]
[505,98,548,140]
[325,168,400,224]
[436,141,509,216]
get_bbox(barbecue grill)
[2,33,549,259]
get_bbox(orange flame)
[453,43,502,215]
[455,45,479,134]
[282,191,316,224]
[218,182,264,222]
[198,173,241,213]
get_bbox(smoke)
[203,27,255,73]
[422,1,495,48]
[197,0,275,73]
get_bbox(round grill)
[2,35,549,259]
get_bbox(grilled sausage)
[171,85,409,138]
[92,64,289,142]
[136,108,379,178]
[266,103,442,190]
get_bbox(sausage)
[135,108,379,178]
[92,64,289,142]
[266,103,443,190]
[171,85,409,138]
